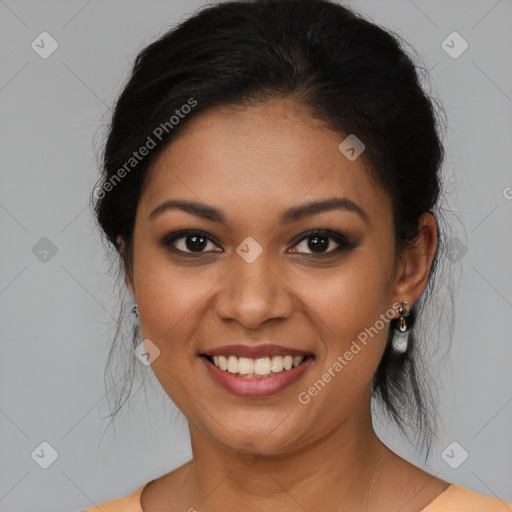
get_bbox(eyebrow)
[149,197,369,225]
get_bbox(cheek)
[132,253,205,370]
[132,253,208,410]
[297,253,394,391]
[304,258,393,336]
[133,242,211,330]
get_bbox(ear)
[117,235,136,299]
[392,213,438,307]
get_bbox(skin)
[120,97,449,511]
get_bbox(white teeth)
[292,356,303,367]
[227,355,238,374]
[238,357,254,375]
[254,357,271,375]
[208,354,306,377]
[271,356,284,373]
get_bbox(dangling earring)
[132,304,139,318]
[396,301,409,332]
[391,301,410,353]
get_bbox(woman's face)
[126,97,426,456]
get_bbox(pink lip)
[201,344,312,359]
[200,355,314,398]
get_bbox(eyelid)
[288,229,350,246]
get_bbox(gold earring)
[397,301,409,332]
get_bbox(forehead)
[138,97,390,225]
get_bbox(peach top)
[81,480,512,511]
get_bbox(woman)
[83,0,512,510]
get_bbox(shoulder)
[80,480,152,512]
[423,483,512,511]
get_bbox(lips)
[199,343,315,397]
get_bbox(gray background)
[1,0,511,510]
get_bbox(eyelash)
[159,229,357,258]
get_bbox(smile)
[199,346,314,398]
[203,354,307,378]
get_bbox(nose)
[214,251,294,330]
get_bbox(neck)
[179,399,393,511]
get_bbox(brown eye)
[289,230,357,256]
[181,234,208,252]
[160,231,222,254]
[306,234,331,253]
